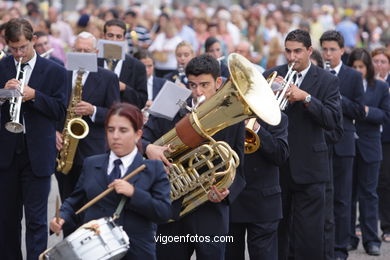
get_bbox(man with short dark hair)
[142,54,246,260]
[320,30,365,260]
[264,29,342,260]
[33,31,64,66]
[98,19,147,109]
[0,18,67,260]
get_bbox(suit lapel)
[124,152,144,185]
[299,64,318,94]
[152,77,160,99]
[93,154,110,190]
[83,70,100,101]
[27,55,45,91]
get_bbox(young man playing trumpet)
[0,18,67,260]
[142,54,246,260]
[264,29,342,260]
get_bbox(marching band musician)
[263,29,342,260]
[348,48,390,256]
[50,103,171,260]
[319,30,365,260]
[164,41,195,88]
[55,31,120,236]
[226,115,289,260]
[0,18,67,260]
[98,19,148,109]
[33,31,64,66]
[142,54,246,260]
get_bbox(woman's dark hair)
[5,18,34,43]
[105,103,143,152]
[347,48,375,86]
[310,49,324,68]
[204,36,219,52]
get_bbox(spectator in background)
[148,21,182,78]
[171,10,198,53]
[336,16,359,53]
[235,40,265,73]
[124,10,151,56]
[47,6,74,47]
[193,16,209,55]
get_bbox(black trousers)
[226,221,279,260]
[278,166,326,260]
[0,136,51,260]
[324,147,334,260]
[378,143,390,234]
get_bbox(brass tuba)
[154,53,281,218]
[56,71,89,174]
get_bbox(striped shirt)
[125,25,151,55]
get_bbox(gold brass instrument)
[154,53,281,218]
[56,71,89,174]
[6,58,26,133]
[267,62,299,111]
[244,118,260,154]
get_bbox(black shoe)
[366,245,380,256]
[347,243,357,251]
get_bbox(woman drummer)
[50,103,171,259]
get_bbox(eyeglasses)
[106,33,124,40]
[321,47,340,53]
[9,43,29,53]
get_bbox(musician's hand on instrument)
[50,217,65,235]
[119,81,126,91]
[109,179,135,197]
[208,185,229,203]
[56,131,63,151]
[287,85,307,103]
[145,144,172,168]
[22,85,35,101]
[75,101,94,116]
[4,79,20,90]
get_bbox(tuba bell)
[154,53,281,218]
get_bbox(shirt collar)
[109,147,138,173]
[14,50,37,70]
[332,61,343,75]
[298,62,311,79]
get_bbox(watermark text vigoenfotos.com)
[155,234,234,245]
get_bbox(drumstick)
[76,164,146,215]
[55,196,60,236]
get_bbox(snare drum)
[44,217,129,260]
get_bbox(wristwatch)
[303,94,311,104]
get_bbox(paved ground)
[21,175,390,259]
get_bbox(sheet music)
[0,89,22,99]
[148,81,192,120]
[97,39,126,60]
[66,52,98,72]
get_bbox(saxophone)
[57,71,89,174]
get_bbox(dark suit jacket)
[264,64,341,184]
[331,64,365,156]
[49,56,64,66]
[152,76,166,100]
[381,80,390,143]
[230,114,289,223]
[98,55,147,109]
[356,79,390,163]
[64,68,120,166]
[142,106,246,220]
[61,152,171,259]
[0,55,67,176]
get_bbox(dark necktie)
[108,159,122,183]
[330,70,336,75]
[293,73,302,87]
[17,63,28,80]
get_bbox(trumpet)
[5,57,26,133]
[40,48,54,58]
[268,62,299,110]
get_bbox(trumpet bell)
[5,121,24,133]
[228,53,281,126]
[244,128,260,154]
